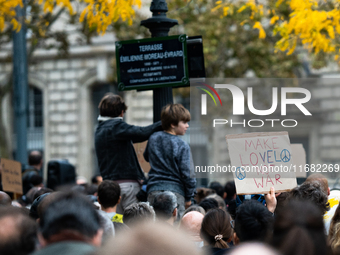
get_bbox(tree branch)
[27,7,66,61]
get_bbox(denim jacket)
[95,117,162,181]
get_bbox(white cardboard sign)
[291,144,307,178]
[226,132,297,195]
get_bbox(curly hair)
[289,181,330,214]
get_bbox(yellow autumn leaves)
[275,0,340,59]
[214,0,340,58]
[0,0,22,32]
[80,0,142,34]
[0,0,141,34]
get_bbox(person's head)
[86,184,99,196]
[306,173,330,196]
[199,197,219,212]
[97,180,120,209]
[161,104,190,134]
[180,211,204,243]
[97,221,202,255]
[123,202,155,227]
[30,174,43,187]
[98,93,127,118]
[200,208,233,249]
[183,205,206,216]
[195,187,216,204]
[289,181,330,215]
[28,150,43,166]
[33,187,53,201]
[76,176,88,185]
[224,181,236,200]
[0,191,11,206]
[228,243,281,255]
[271,200,328,255]
[29,193,51,220]
[209,182,224,198]
[38,191,102,247]
[152,191,177,222]
[0,206,37,255]
[234,200,273,244]
[206,194,226,210]
[91,175,103,185]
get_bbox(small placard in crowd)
[1,158,23,194]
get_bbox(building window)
[27,86,44,150]
[12,86,44,155]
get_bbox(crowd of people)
[0,175,339,255]
[1,93,340,255]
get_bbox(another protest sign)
[291,144,307,178]
[134,141,151,173]
[226,132,297,195]
[1,158,23,194]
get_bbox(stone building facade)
[1,28,340,186]
[0,45,154,181]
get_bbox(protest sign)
[226,132,297,195]
[291,144,307,178]
[134,141,151,173]
[1,158,23,194]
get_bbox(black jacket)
[95,117,162,181]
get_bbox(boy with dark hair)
[95,93,162,214]
[98,180,123,223]
[145,104,196,218]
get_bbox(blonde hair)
[329,222,340,250]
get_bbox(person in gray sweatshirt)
[144,104,196,218]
